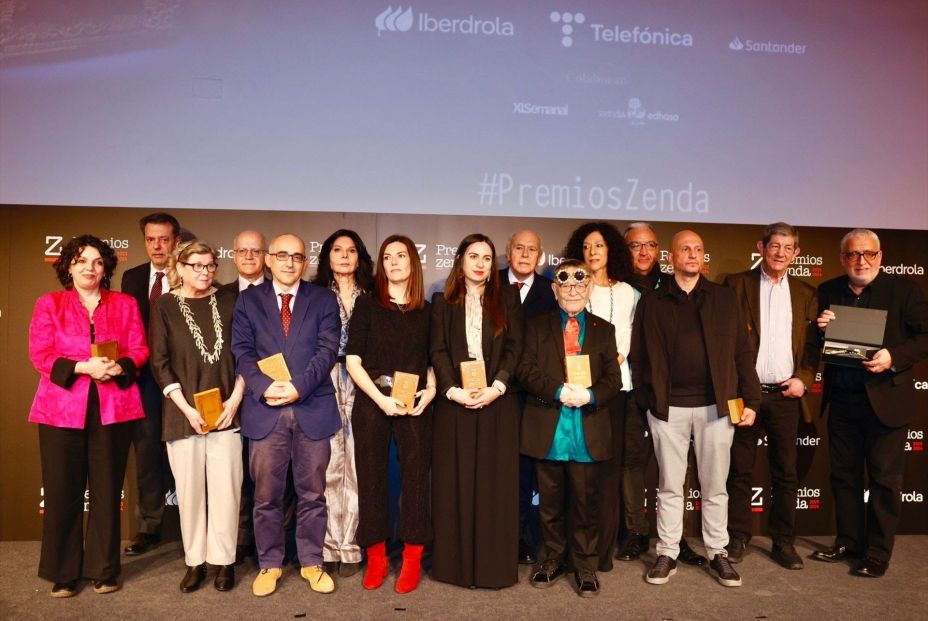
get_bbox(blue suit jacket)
[232,279,340,441]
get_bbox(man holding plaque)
[630,230,760,588]
[810,228,928,578]
[723,222,818,570]
[502,229,557,566]
[518,259,622,597]
[232,233,342,596]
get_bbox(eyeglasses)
[841,250,881,262]
[555,269,589,291]
[628,241,659,251]
[180,262,218,273]
[235,248,266,257]
[271,251,307,264]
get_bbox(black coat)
[517,310,622,461]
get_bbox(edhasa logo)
[376,6,414,34]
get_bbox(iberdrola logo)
[376,6,414,34]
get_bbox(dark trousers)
[536,460,602,572]
[353,393,432,547]
[250,408,331,568]
[828,392,907,562]
[38,391,133,583]
[622,391,652,535]
[131,368,169,535]
[237,436,255,547]
[595,394,625,571]
[727,392,801,545]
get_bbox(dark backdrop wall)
[0,204,925,540]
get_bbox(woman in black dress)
[430,233,523,589]
[346,234,435,593]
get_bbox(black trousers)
[622,391,652,535]
[131,368,170,535]
[595,394,625,571]
[38,389,133,583]
[727,392,801,545]
[828,391,907,562]
[536,459,602,572]
[353,393,432,547]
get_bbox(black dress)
[347,294,433,547]
[429,287,523,588]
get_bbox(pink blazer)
[28,288,149,429]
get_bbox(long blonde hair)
[166,240,216,290]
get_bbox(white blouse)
[586,281,639,391]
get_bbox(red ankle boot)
[363,541,389,590]
[395,543,424,593]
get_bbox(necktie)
[280,293,293,337]
[149,271,164,308]
[564,316,581,356]
[515,282,525,290]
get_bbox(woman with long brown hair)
[346,234,435,593]
[429,233,524,589]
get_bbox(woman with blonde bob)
[149,241,245,593]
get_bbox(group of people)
[28,212,928,601]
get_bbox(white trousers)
[167,430,243,567]
[648,405,734,559]
[323,363,361,563]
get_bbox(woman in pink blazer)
[28,234,149,598]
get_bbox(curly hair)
[53,235,119,290]
[562,221,634,282]
[311,229,375,292]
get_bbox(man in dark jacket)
[810,228,928,578]
[630,230,761,588]
[518,259,622,597]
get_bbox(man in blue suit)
[232,233,341,597]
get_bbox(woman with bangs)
[429,233,524,589]
[346,235,435,593]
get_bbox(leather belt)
[760,383,784,394]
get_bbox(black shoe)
[518,538,536,565]
[725,537,747,564]
[772,543,804,570]
[853,557,888,578]
[529,560,566,588]
[322,561,339,575]
[810,545,859,563]
[124,533,160,556]
[339,562,361,578]
[645,555,677,585]
[574,569,599,597]
[235,544,255,565]
[92,579,119,594]
[709,554,742,587]
[51,581,78,598]
[678,539,708,567]
[616,533,649,561]
[215,565,235,591]
[180,564,207,593]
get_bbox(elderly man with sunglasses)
[517,259,622,597]
[810,228,928,578]
[232,234,342,596]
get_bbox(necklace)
[176,293,224,364]
[588,282,614,324]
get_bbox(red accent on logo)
[810,499,820,510]
[43,257,57,264]
[913,441,924,452]
[694,501,702,511]
[812,267,823,277]
[117,251,129,262]
[751,507,764,513]
[811,384,823,393]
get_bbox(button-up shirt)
[756,268,794,383]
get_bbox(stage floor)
[1,536,925,620]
